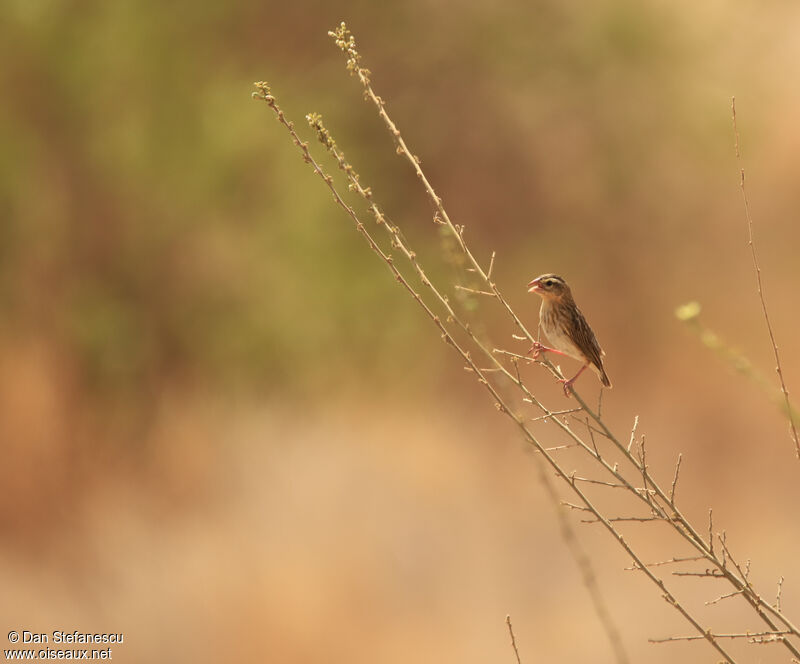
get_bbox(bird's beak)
[527,278,541,293]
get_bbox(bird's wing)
[568,306,605,370]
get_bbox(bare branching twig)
[253,29,800,662]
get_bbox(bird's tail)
[593,363,612,389]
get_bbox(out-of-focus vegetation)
[2,1,800,662]
[3,0,798,402]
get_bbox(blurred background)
[2,0,800,661]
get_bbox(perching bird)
[527,273,611,396]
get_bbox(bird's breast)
[540,302,585,361]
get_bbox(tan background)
[2,0,800,661]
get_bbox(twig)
[571,476,627,489]
[585,417,600,457]
[542,443,580,451]
[669,453,682,505]
[627,416,639,453]
[624,556,706,570]
[454,285,496,297]
[531,408,581,423]
[708,509,714,556]
[731,96,800,460]
[672,570,726,578]
[493,348,534,362]
[328,25,538,348]
[651,630,791,644]
[706,588,744,605]
[561,501,591,512]
[582,515,663,524]
[638,435,650,508]
[506,615,522,664]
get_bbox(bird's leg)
[528,341,568,360]
[559,364,589,397]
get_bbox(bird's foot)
[558,377,575,398]
[558,364,588,397]
[528,342,565,360]
[528,341,545,359]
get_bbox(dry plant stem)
[254,83,740,664]
[327,26,538,348]
[327,24,800,656]
[505,616,523,664]
[327,24,726,553]
[257,33,800,658]
[327,33,800,654]
[707,589,745,606]
[669,454,682,504]
[651,630,792,644]
[731,97,800,459]
[305,104,799,661]
[306,110,631,664]
[624,556,706,570]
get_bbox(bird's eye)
[544,279,554,287]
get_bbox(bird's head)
[527,274,571,301]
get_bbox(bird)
[527,273,611,396]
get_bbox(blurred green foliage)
[0,0,795,403]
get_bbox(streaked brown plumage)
[527,273,611,395]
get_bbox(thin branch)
[651,630,792,644]
[570,476,628,489]
[624,556,706,570]
[454,284,497,297]
[531,408,581,423]
[708,509,714,556]
[328,25,539,348]
[585,417,601,457]
[582,515,663,524]
[627,416,639,453]
[731,96,800,460]
[706,589,745,605]
[639,435,650,508]
[506,615,522,664]
[493,349,532,362]
[669,453,682,505]
[561,501,592,512]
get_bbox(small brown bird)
[527,273,611,396]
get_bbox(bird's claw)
[528,341,545,360]
[558,378,575,398]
